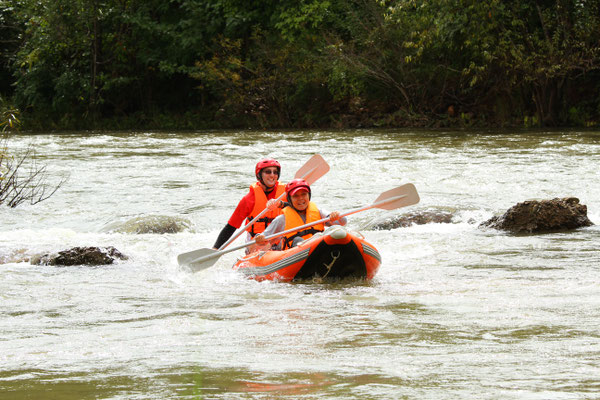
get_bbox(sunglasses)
[262,169,279,175]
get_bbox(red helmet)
[285,178,311,198]
[255,158,281,180]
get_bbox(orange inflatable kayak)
[232,226,381,282]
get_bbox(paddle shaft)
[218,191,286,251]
[188,193,407,266]
[255,193,408,244]
[218,158,326,250]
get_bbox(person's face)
[290,190,310,211]
[261,167,279,187]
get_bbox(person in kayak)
[213,158,286,249]
[254,178,346,250]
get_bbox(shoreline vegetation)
[1,1,599,132]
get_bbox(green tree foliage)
[9,0,207,126]
[191,0,340,127]
[1,0,599,128]
[489,0,600,125]
[332,0,600,125]
[0,3,20,97]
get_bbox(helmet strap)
[264,185,275,194]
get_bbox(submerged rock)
[31,246,128,266]
[480,197,593,233]
[103,215,192,234]
[369,210,454,230]
[0,249,30,264]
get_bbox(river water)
[1,130,599,399]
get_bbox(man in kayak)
[254,178,346,250]
[213,158,286,249]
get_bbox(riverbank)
[12,107,599,133]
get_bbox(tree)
[324,0,600,126]
[4,0,600,128]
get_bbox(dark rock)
[31,246,128,266]
[480,197,593,233]
[370,210,454,230]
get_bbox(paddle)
[178,183,419,272]
[217,154,330,250]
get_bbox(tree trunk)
[532,76,565,126]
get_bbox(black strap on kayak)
[282,227,324,249]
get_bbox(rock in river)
[102,215,193,234]
[480,197,593,233]
[369,210,454,230]
[31,246,128,266]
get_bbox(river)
[1,129,599,399]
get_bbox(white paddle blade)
[188,256,221,272]
[294,154,330,185]
[177,247,217,266]
[373,183,420,210]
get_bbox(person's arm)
[213,189,255,249]
[213,224,236,249]
[227,190,255,228]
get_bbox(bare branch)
[0,137,66,208]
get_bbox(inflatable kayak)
[232,226,381,282]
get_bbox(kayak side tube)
[233,227,381,281]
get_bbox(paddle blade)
[177,248,219,268]
[294,154,330,185]
[188,256,221,272]
[373,183,420,210]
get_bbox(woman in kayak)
[254,178,346,250]
[213,158,286,249]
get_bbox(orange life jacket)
[246,182,286,237]
[281,201,325,250]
